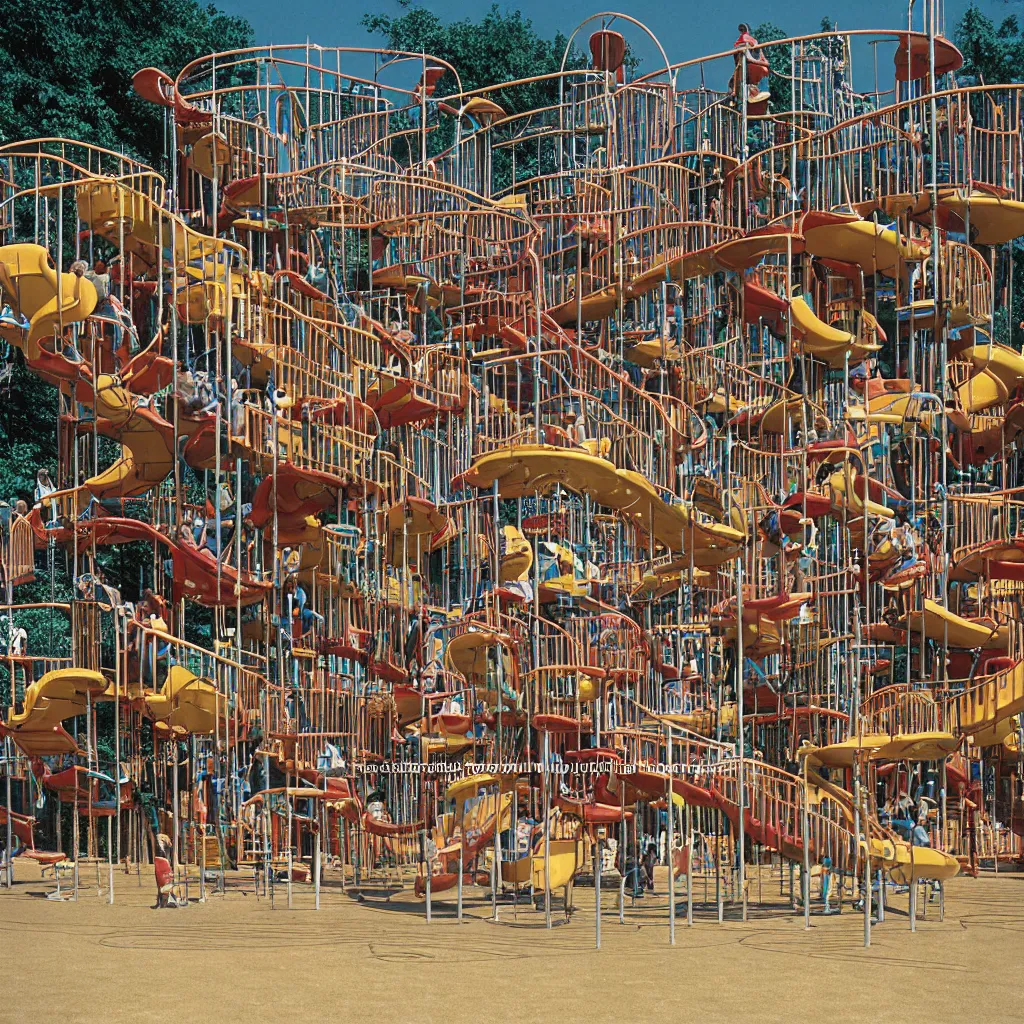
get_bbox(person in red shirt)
[734,23,760,54]
[153,832,176,908]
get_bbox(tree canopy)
[361,2,584,113]
[0,0,252,166]
[955,4,1024,84]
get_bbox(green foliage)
[816,18,846,64]
[753,22,793,113]
[361,3,582,114]
[955,5,1024,84]
[0,0,253,167]
[0,2,252,671]
[361,2,592,187]
[0,360,59,504]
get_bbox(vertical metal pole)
[716,808,723,923]
[667,728,676,944]
[425,828,432,923]
[457,797,464,922]
[686,799,693,927]
[314,803,321,911]
[802,764,811,929]
[107,814,113,905]
[909,875,917,932]
[735,544,746,923]
[286,772,293,909]
[863,800,871,946]
[171,738,179,901]
[3,738,12,887]
[543,730,552,929]
[72,797,80,901]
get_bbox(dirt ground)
[1,861,1021,1024]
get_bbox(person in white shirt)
[33,468,56,504]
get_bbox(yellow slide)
[938,190,1024,246]
[176,265,246,324]
[144,664,224,736]
[0,243,98,358]
[803,217,928,278]
[499,525,533,582]
[807,764,959,881]
[4,669,108,756]
[445,629,513,683]
[827,463,896,521]
[950,659,1024,740]
[88,375,176,498]
[445,772,517,806]
[464,446,745,566]
[790,296,880,368]
[530,838,583,892]
[802,731,957,768]
[865,836,961,882]
[902,598,1008,650]
[955,342,1024,414]
[76,178,227,271]
[6,668,108,732]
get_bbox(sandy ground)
[1,861,1021,1024]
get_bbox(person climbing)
[641,842,659,893]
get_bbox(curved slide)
[463,445,745,567]
[790,296,880,368]
[2,669,107,757]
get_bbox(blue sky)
[217,0,1014,67]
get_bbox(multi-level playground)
[0,9,1022,960]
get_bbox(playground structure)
[0,10,1023,947]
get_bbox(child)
[641,843,659,893]
[153,833,176,908]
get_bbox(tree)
[362,2,584,116]
[753,22,792,111]
[0,0,253,168]
[0,2,252,657]
[954,5,1024,84]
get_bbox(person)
[891,507,919,573]
[34,469,57,525]
[563,409,588,448]
[0,614,27,657]
[0,303,29,332]
[644,358,665,396]
[734,23,761,55]
[820,854,835,912]
[180,518,205,551]
[618,842,644,898]
[293,582,324,638]
[153,832,176,908]
[440,690,464,716]
[33,468,56,504]
[202,490,236,562]
[83,258,113,315]
[708,194,722,223]
[890,790,930,847]
[229,379,246,437]
[304,261,329,294]
[672,290,684,346]
[641,842,658,893]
